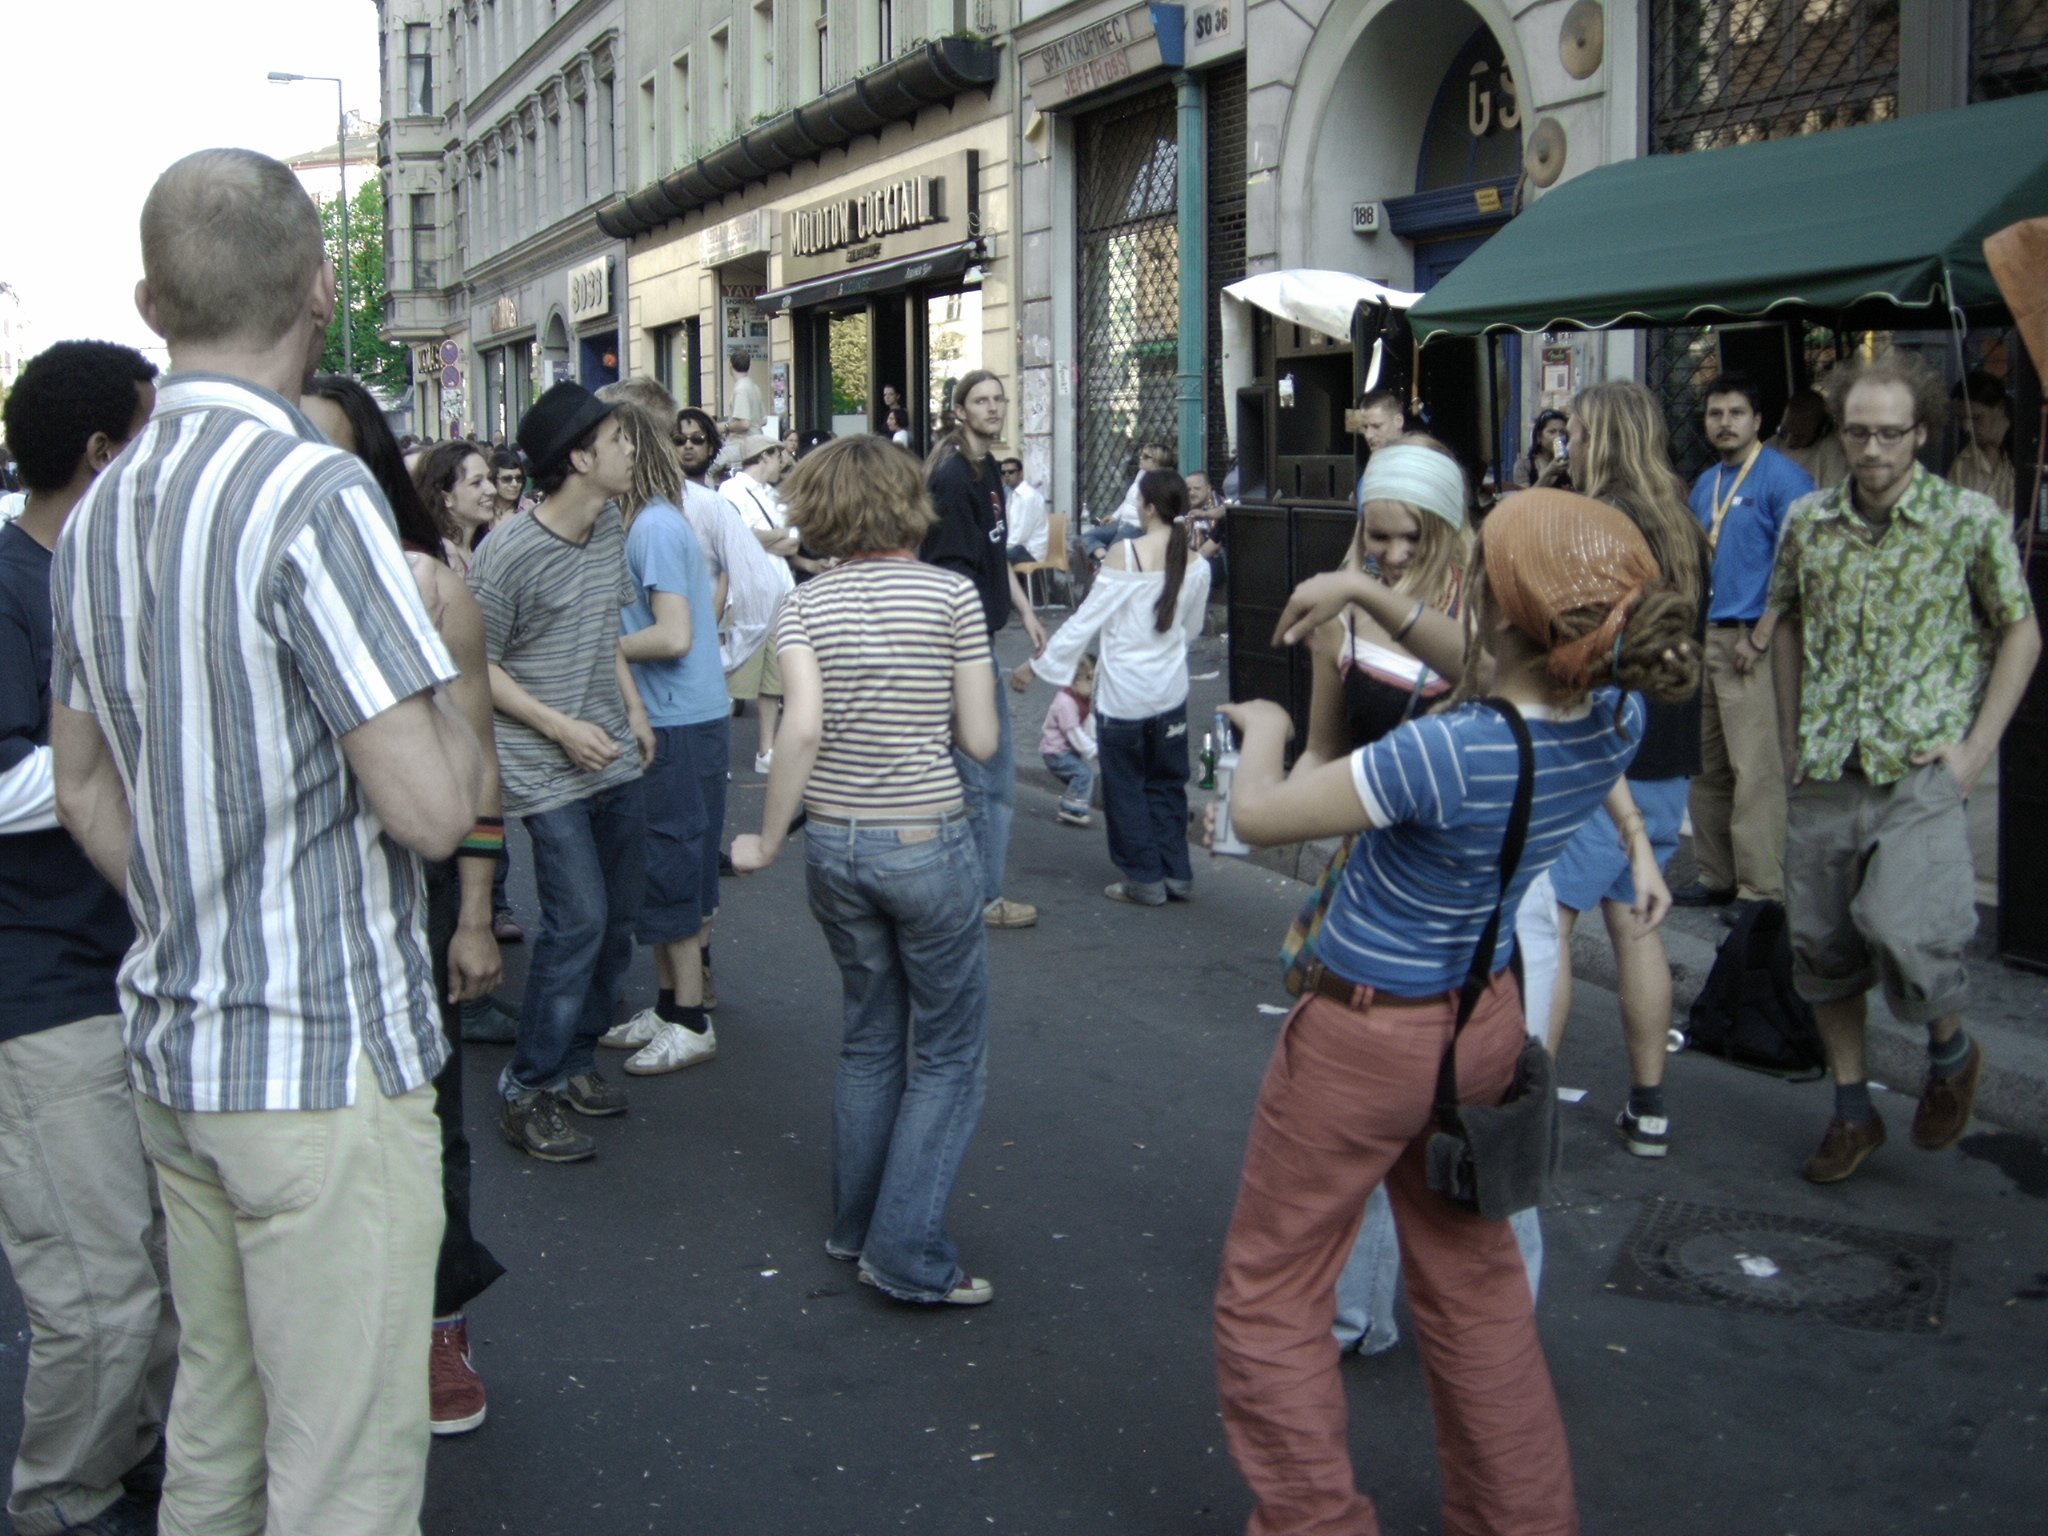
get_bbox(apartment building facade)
[377,0,629,441]
[600,0,1012,444]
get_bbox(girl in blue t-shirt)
[1211,489,1701,1536]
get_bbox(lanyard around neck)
[1708,442,1763,551]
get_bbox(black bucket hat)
[518,381,618,478]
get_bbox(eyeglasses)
[675,432,709,446]
[1841,424,1916,447]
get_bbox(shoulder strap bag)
[1423,699,1563,1220]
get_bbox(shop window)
[1075,89,1181,521]
[510,340,535,419]
[926,290,982,435]
[1973,0,2048,100]
[828,311,871,423]
[405,24,434,115]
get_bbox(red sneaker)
[430,1317,487,1435]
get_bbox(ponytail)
[1140,468,1191,632]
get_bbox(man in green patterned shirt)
[1770,351,2039,1185]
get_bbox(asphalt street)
[3,722,2045,1534]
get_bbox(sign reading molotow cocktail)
[778,152,979,285]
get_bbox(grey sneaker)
[499,1092,595,1163]
[562,1070,629,1117]
[459,994,520,1044]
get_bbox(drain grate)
[1605,1199,1953,1334]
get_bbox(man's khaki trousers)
[137,1053,443,1536]
[1691,627,1787,901]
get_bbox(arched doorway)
[1281,0,1531,480]
[541,312,571,390]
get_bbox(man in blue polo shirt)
[1676,371,1814,913]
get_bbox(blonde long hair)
[1568,381,1707,603]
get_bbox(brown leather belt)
[1299,962,1447,1012]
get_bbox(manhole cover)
[1605,1199,1952,1333]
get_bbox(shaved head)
[140,148,327,349]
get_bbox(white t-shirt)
[1007,479,1050,561]
[729,374,766,428]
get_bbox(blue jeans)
[504,778,647,1101]
[952,652,1014,903]
[1333,1187,1545,1353]
[1082,521,1139,557]
[1098,704,1194,892]
[1043,749,1095,808]
[804,815,989,1300]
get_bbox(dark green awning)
[1409,93,2048,341]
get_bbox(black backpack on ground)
[1682,900,1827,1077]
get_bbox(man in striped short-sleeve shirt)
[50,148,484,1536]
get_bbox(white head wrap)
[1356,443,1466,528]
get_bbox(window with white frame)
[640,76,658,183]
[410,192,437,285]
[710,25,731,141]
[671,53,692,166]
[808,0,829,97]
[405,24,434,114]
[752,0,776,118]
[571,91,589,203]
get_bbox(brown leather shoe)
[1800,1115,1886,1184]
[1911,1040,1984,1150]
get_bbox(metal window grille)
[1205,60,1249,480]
[1650,0,1899,154]
[1076,89,1181,522]
[1647,0,1901,479]
[1973,0,2048,101]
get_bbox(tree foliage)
[318,179,409,395]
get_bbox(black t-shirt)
[0,521,134,1040]
[920,448,1010,635]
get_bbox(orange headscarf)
[1484,489,1661,693]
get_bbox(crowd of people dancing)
[0,145,2034,1536]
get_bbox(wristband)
[458,817,507,861]
[1391,600,1426,644]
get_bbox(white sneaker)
[599,1007,665,1051]
[624,1020,719,1075]
[754,750,774,774]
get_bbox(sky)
[0,0,382,363]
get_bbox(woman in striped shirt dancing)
[731,435,1002,1306]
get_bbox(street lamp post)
[268,70,351,375]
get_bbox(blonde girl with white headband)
[1276,436,1473,769]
